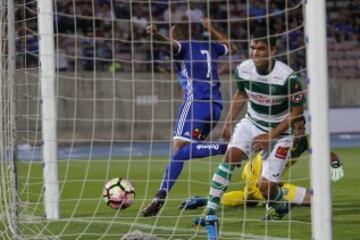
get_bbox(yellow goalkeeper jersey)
[241,135,309,200]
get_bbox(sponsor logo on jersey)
[246,91,284,106]
[275,146,290,160]
[256,77,268,82]
[196,144,220,150]
[273,75,282,80]
[290,83,304,103]
[242,70,251,74]
[192,128,202,140]
[290,92,304,103]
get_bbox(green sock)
[205,161,234,214]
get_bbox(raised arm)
[269,105,304,139]
[146,24,179,54]
[201,17,237,54]
[222,89,248,141]
[252,105,304,151]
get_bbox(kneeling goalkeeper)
[179,116,344,209]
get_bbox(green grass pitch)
[13,147,360,239]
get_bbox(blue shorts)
[173,100,222,142]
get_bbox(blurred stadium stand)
[14,0,359,77]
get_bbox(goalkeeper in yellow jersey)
[179,116,344,209]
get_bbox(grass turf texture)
[8,147,360,239]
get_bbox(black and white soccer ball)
[102,177,135,209]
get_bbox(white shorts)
[228,117,293,183]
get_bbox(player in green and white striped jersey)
[196,28,305,228]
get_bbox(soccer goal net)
[0,0,331,239]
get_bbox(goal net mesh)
[1,0,310,239]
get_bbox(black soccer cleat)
[178,196,207,210]
[141,199,164,217]
[262,203,290,221]
[141,190,167,217]
[193,214,219,240]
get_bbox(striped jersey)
[173,40,228,103]
[234,59,305,132]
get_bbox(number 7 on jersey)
[200,50,211,78]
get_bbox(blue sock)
[159,158,184,192]
[159,142,227,192]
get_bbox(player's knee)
[172,147,189,161]
[173,139,189,153]
[224,147,246,165]
[258,179,276,199]
[172,140,190,161]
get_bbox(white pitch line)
[69,217,292,240]
[18,215,293,240]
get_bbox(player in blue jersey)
[142,18,237,217]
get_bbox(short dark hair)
[251,28,277,47]
[172,23,189,40]
[292,115,306,126]
[172,23,200,40]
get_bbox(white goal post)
[305,0,332,239]
[1,0,19,238]
[38,0,60,220]
[0,0,334,239]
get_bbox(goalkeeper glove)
[331,159,344,182]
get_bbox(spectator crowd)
[15,0,359,78]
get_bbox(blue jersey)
[174,41,228,104]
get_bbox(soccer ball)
[102,178,135,209]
